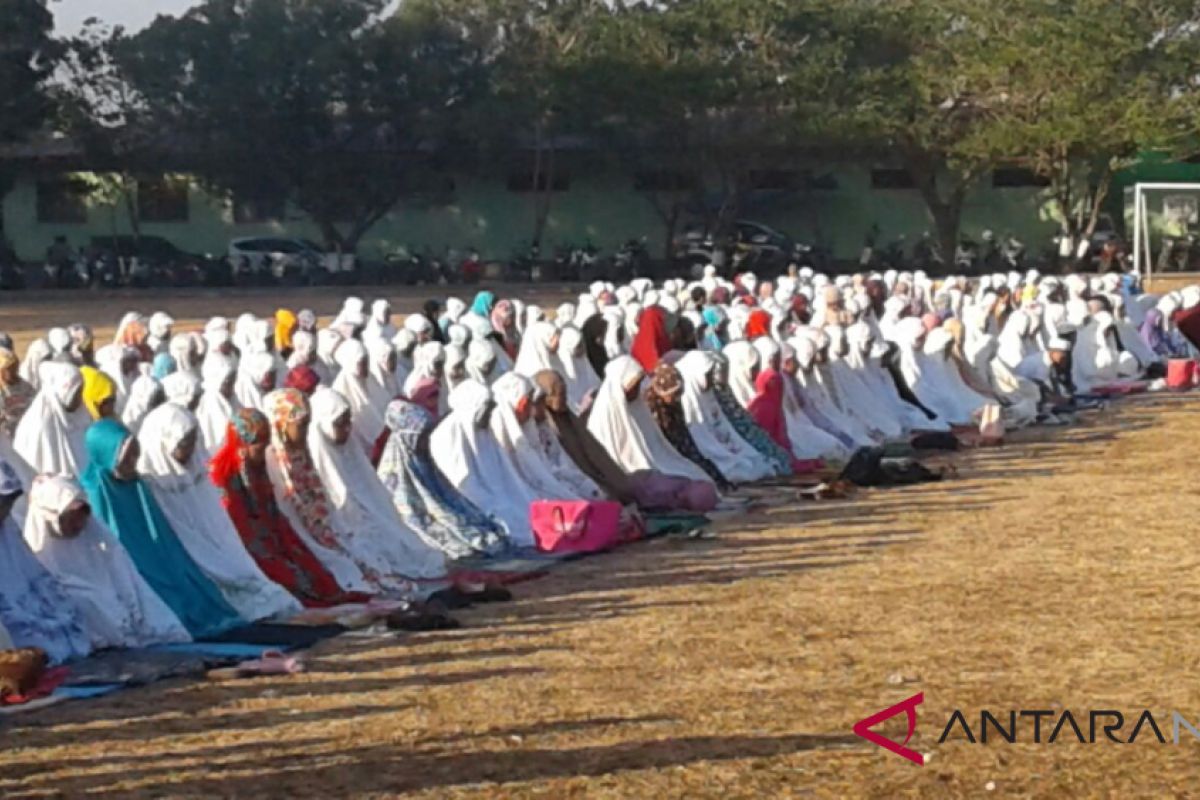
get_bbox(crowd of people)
[1,266,1197,667]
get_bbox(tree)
[950,0,1200,263]
[114,0,487,254]
[565,0,826,257]
[0,0,57,238]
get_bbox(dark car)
[90,235,201,262]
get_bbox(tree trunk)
[906,150,966,274]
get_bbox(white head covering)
[556,325,601,411]
[162,371,202,410]
[235,350,276,412]
[403,341,446,402]
[585,355,711,484]
[19,338,52,389]
[23,473,189,650]
[287,330,317,371]
[489,372,583,499]
[513,320,562,378]
[675,351,773,482]
[363,299,397,342]
[330,339,384,454]
[465,339,497,386]
[306,387,447,584]
[196,353,238,451]
[13,362,90,478]
[429,380,533,547]
[121,374,162,433]
[722,341,759,407]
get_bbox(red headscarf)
[746,369,789,449]
[744,310,773,341]
[284,365,321,396]
[630,306,672,372]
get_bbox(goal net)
[1130,182,1200,280]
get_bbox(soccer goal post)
[1131,182,1200,284]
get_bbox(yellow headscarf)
[275,309,298,353]
[80,366,116,420]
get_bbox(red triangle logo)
[852,692,924,766]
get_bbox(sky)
[53,0,200,35]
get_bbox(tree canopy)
[10,0,1200,254]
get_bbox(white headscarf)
[315,328,342,383]
[490,373,583,499]
[513,320,562,378]
[147,312,174,354]
[287,330,317,372]
[330,339,383,453]
[465,339,497,386]
[96,345,138,413]
[14,362,91,478]
[676,351,773,482]
[585,355,712,484]
[162,371,202,410]
[23,474,190,650]
[403,342,447,415]
[722,341,759,407]
[556,325,601,411]
[1072,311,1125,392]
[234,351,275,412]
[169,333,201,378]
[363,299,397,342]
[307,387,449,584]
[19,338,52,389]
[137,404,301,621]
[196,353,238,452]
[121,374,162,433]
[429,380,534,547]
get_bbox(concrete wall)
[1,156,1063,263]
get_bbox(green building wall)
[2,157,1064,265]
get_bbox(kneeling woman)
[585,356,718,512]
[138,404,303,622]
[80,419,244,639]
[24,473,190,651]
[377,398,508,560]
[210,408,369,607]
[302,388,453,597]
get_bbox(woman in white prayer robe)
[513,320,563,378]
[556,325,601,412]
[196,353,239,452]
[330,339,383,454]
[490,372,593,500]
[14,362,91,478]
[404,342,448,417]
[137,403,302,621]
[675,351,774,482]
[234,351,276,412]
[430,380,538,548]
[465,339,498,386]
[23,473,190,651]
[304,387,450,594]
[585,356,714,485]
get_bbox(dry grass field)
[1,283,1198,798]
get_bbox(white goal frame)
[1131,181,1200,283]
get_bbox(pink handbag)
[530,500,623,554]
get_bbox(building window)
[748,169,800,191]
[634,169,698,192]
[992,167,1051,188]
[137,177,190,223]
[870,168,915,189]
[506,170,570,193]
[36,177,88,224]
[233,192,286,224]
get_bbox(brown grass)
[0,378,1197,796]
[2,285,1199,798]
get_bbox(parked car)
[672,220,827,275]
[228,237,324,281]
